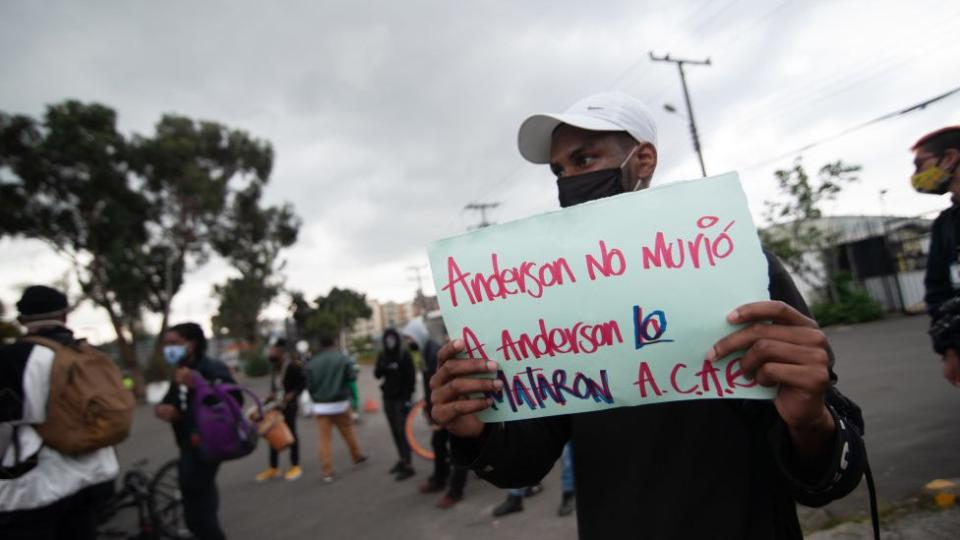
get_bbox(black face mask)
[555,146,641,208]
[556,167,625,208]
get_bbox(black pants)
[383,397,412,465]
[0,480,114,540]
[431,428,468,499]
[269,403,300,468]
[178,450,226,540]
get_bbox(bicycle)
[96,458,192,540]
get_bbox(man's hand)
[428,339,502,438]
[174,367,194,387]
[943,348,960,387]
[708,301,835,461]
[154,404,179,423]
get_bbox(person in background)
[403,318,469,509]
[306,335,367,483]
[374,328,416,481]
[557,442,575,517]
[0,285,119,540]
[155,322,235,540]
[255,338,306,482]
[911,126,960,387]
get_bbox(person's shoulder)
[934,206,956,223]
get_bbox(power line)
[710,8,960,139]
[741,82,960,171]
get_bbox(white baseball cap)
[517,91,658,164]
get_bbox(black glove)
[929,296,960,354]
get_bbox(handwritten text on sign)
[427,173,774,422]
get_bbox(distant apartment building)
[349,291,441,341]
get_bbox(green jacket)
[306,349,356,403]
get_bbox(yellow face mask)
[912,164,954,194]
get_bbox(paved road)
[111,315,959,539]
[799,315,960,527]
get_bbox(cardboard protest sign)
[427,172,775,423]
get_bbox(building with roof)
[763,215,933,312]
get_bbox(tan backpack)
[24,336,135,454]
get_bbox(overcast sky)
[2,0,959,343]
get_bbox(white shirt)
[311,400,351,416]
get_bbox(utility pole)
[877,189,906,313]
[465,202,500,230]
[650,52,711,177]
[407,264,427,292]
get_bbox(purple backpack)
[191,371,261,462]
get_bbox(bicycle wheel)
[405,399,435,461]
[147,458,192,539]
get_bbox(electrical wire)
[740,82,960,171]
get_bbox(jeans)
[382,398,412,465]
[269,403,300,468]
[431,428,468,498]
[561,441,575,494]
[0,480,114,540]
[178,450,226,540]
[316,411,363,476]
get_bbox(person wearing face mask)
[374,328,416,480]
[911,126,960,387]
[155,322,236,540]
[0,285,120,540]
[254,338,307,482]
[429,92,868,539]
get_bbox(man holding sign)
[429,92,866,539]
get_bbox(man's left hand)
[708,300,835,459]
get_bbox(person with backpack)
[155,322,240,540]
[374,328,416,481]
[0,285,130,540]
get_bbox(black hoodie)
[374,328,416,400]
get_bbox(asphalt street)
[110,315,959,539]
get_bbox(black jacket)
[161,355,237,451]
[374,329,416,400]
[925,205,959,320]
[270,357,306,411]
[451,252,866,540]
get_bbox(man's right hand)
[944,348,960,387]
[154,404,179,422]
[428,339,502,438]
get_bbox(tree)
[211,183,300,345]
[0,100,290,392]
[759,158,861,302]
[130,112,276,377]
[1,102,162,392]
[0,300,20,341]
[289,287,373,350]
[315,287,373,349]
